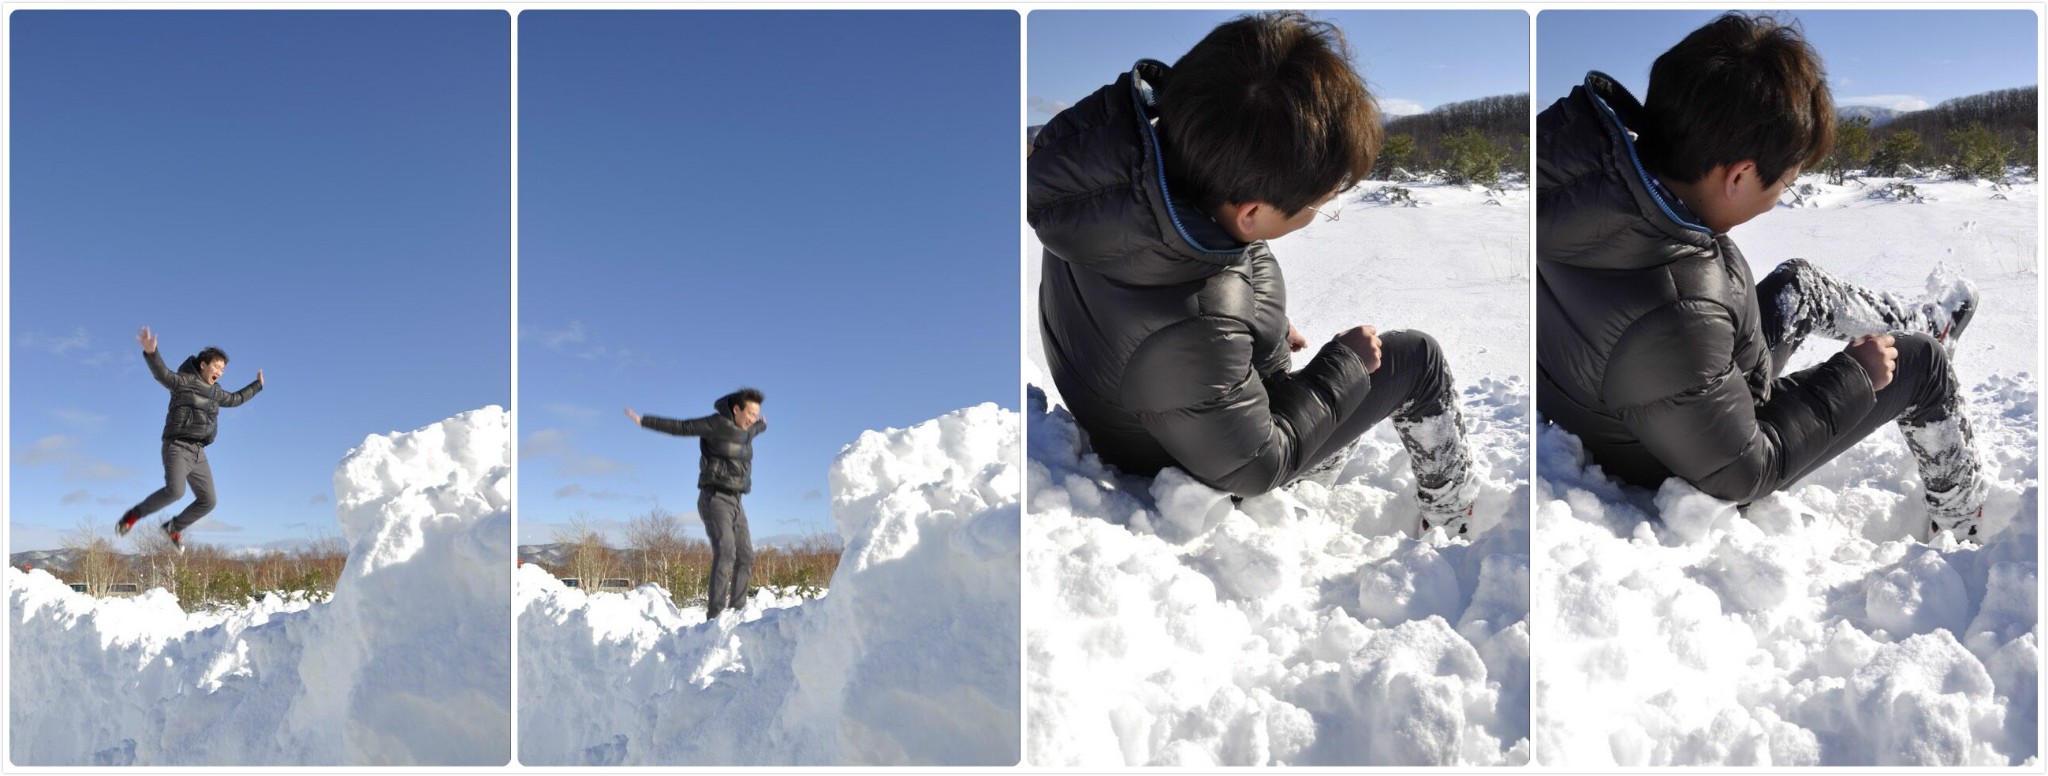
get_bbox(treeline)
[538,508,842,610]
[49,521,347,612]
[1824,86,2038,182]
[1375,93,1531,185]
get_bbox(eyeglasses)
[1306,199,1345,223]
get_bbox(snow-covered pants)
[698,488,754,617]
[1296,329,1472,516]
[1758,260,1985,520]
[132,439,217,533]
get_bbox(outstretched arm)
[138,327,181,390]
[628,407,724,437]
[218,371,263,407]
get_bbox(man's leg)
[1758,259,1975,369]
[698,490,736,618]
[1297,330,1476,529]
[165,446,216,533]
[728,498,754,611]
[1776,333,1987,533]
[129,440,194,520]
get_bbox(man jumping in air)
[116,326,265,550]
[626,387,766,619]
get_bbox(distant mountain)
[10,548,97,574]
[1839,105,1906,126]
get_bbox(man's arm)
[1607,302,1878,504]
[638,413,725,437]
[138,327,183,390]
[1126,316,1372,497]
[217,377,263,408]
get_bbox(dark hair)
[1640,12,1834,186]
[733,387,764,407]
[196,346,229,366]
[1158,11,1381,215]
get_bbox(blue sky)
[518,11,1019,545]
[1028,10,1529,125]
[1539,10,2039,108]
[10,11,511,552]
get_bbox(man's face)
[200,358,226,385]
[732,400,762,428]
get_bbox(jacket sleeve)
[752,419,767,437]
[143,350,185,391]
[217,379,262,408]
[641,414,724,437]
[1606,301,1878,504]
[1124,315,1372,497]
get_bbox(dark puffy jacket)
[146,350,262,447]
[1536,72,1876,504]
[1029,60,1372,497]
[641,391,767,494]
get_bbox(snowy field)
[8,408,512,766]
[1026,179,1532,766]
[517,404,1021,766]
[1536,174,2040,766]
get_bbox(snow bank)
[1535,173,2039,766]
[516,403,1021,766]
[8,407,512,766]
[1025,380,1531,766]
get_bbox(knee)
[1382,329,1444,368]
[1891,332,1955,388]
[1770,258,1816,279]
[163,480,187,500]
[192,491,216,510]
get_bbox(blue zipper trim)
[1583,71,1713,236]
[1130,69,1238,256]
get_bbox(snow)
[516,403,1021,766]
[1025,179,1532,765]
[8,407,512,766]
[1536,173,2039,766]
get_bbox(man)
[1536,13,1987,538]
[626,388,766,618]
[116,326,265,549]
[1029,11,1478,534]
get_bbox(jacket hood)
[1027,59,1250,287]
[1537,71,1718,272]
[176,355,201,376]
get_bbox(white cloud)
[14,435,133,482]
[1029,96,1072,118]
[1838,94,1930,112]
[1379,98,1428,118]
[522,428,631,478]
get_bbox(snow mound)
[8,407,513,766]
[516,403,1021,766]
[1025,379,1531,766]
[1535,373,2038,766]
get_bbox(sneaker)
[1421,504,1475,537]
[1929,506,1985,543]
[1922,270,1979,346]
[115,509,142,537]
[161,522,184,552]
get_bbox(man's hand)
[1287,323,1308,353]
[257,369,265,387]
[1337,325,1383,373]
[137,327,157,354]
[624,407,642,425]
[1846,334,1897,392]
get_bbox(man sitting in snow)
[626,388,766,618]
[1537,13,1987,538]
[1029,11,1478,535]
[116,326,265,550]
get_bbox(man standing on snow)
[116,326,265,550]
[626,388,766,618]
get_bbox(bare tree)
[131,530,182,597]
[61,519,123,597]
[623,506,686,588]
[552,513,618,591]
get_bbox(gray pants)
[698,489,754,617]
[131,439,216,533]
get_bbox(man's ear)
[1720,160,1760,201]
[1213,201,1270,242]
